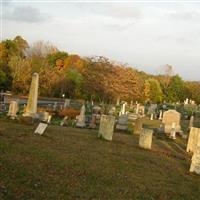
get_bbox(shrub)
[58,108,80,119]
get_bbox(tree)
[144,78,163,103]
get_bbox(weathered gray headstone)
[98,115,115,141]
[186,127,200,153]
[23,73,39,118]
[139,129,153,150]
[116,114,128,131]
[162,110,181,134]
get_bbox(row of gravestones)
[6,73,200,175]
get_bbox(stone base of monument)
[19,116,35,125]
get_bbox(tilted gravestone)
[139,129,153,150]
[187,127,200,153]
[98,115,115,141]
[34,123,48,135]
[190,143,200,175]
[162,110,181,134]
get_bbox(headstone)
[47,115,52,124]
[188,116,194,130]
[76,104,86,128]
[170,122,176,139]
[139,129,153,150]
[89,114,97,129]
[64,99,70,108]
[159,110,163,120]
[7,100,18,119]
[138,105,145,116]
[190,144,200,175]
[121,103,126,115]
[53,102,57,111]
[162,110,181,134]
[39,111,49,123]
[98,115,115,141]
[133,118,143,135]
[108,106,116,115]
[34,123,48,135]
[60,116,68,126]
[23,73,39,118]
[116,114,128,131]
[116,97,120,106]
[186,127,200,153]
[128,113,138,122]
[150,113,154,120]
[135,103,140,114]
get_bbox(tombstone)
[116,97,120,106]
[108,106,116,115]
[121,103,126,115]
[116,114,128,131]
[64,99,70,108]
[138,106,145,116]
[139,129,153,150]
[128,113,138,122]
[47,115,52,124]
[133,118,143,135]
[98,115,115,141]
[190,144,200,175]
[186,127,200,153]
[184,98,189,105]
[23,73,39,118]
[148,104,157,114]
[39,111,49,123]
[53,102,57,111]
[60,116,68,126]
[170,122,176,139]
[34,123,48,135]
[7,100,18,119]
[150,113,154,120]
[89,114,97,129]
[188,116,194,130]
[135,103,140,114]
[76,104,86,128]
[159,110,163,120]
[162,110,181,134]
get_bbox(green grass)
[0,118,200,200]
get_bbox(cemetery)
[1,2,200,199]
[0,72,200,199]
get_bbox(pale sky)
[1,0,200,81]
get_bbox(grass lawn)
[0,118,200,200]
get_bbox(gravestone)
[116,114,128,131]
[89,114,97,129]
[162,110,181,134]
[60,116,68,126]
[7,100,18,119]
[170,122,176,139]
[138,105,145,116]
[98,115,115,141]
[186,127,200,153]
[64,99,70,108]
[139,129,153,150]
[39,111,49,123]
[133,118,143,135]
[23,73,39,118]
[135,103,140,114]
[188,116,194,130]
[76,104,86,128]
[190,144,200,175]
[34,123,48,135]
[150,113,154,120]
[128,113,138,122]
[159,110,163,120]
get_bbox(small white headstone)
[34,123,48,135]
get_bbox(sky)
[1,0,200,81]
